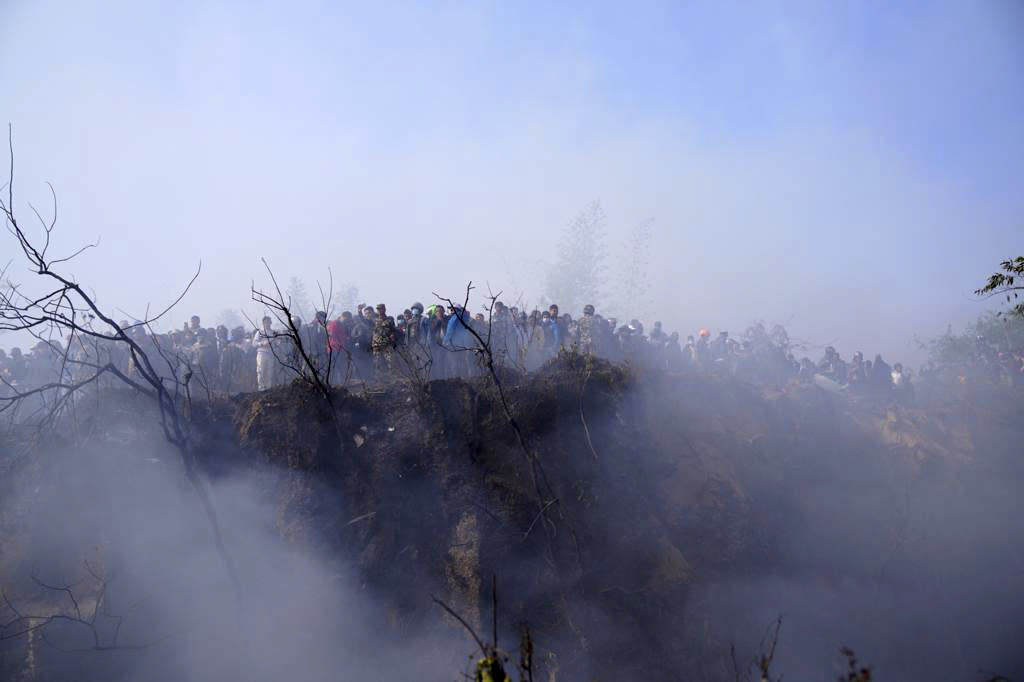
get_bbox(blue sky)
[1,0,1022,361]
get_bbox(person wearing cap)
[405,303,427,374]
[371,303,398,378]
[575,304,599,356]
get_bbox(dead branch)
[1,564,169,652]
[250,258,333,401]
[0,127,241,611]
[431,595,486,656]
[433,283,560,543]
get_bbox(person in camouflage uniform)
[575,304,599,355]
[371,303,398,378]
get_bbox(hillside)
[2,357,1022,680]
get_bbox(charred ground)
[2,355,1023,681]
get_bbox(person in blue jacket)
[443,305,474,349]
[443,305,476,376]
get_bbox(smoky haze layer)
[4,357,1022,681]
[0,427,465,681]
[691,433,1024,680]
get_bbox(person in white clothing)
[253,316,276,390]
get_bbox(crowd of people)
[2,299,1023,408]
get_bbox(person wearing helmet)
[407,303,425,341]
[405,302,427,373]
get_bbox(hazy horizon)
[2,0,1022,364]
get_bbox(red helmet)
[698,328,710,338]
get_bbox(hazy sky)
[2,0,1022,362]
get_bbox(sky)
[1,0,1022,363]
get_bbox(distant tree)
[611,217,654,323]
[545,201,609,315]
[215,308,243,329]
[926,312,1024,367]
[285,276,313,321]
[330,283,360,316]
[975,256,1024,317]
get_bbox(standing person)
[427,304,449,378]
[710,331,732,362]
[371,303,398,378]
[891,362,912,404]
[444,304,474,377]
[514,310,530,367]
[575,304,599,356]
[873,354,893,391]
[404,302,428,375]
[490,301,514,367]
[650,321,667,347]
[326,316,349,384]
[684,335,698,368]
[548,304,564,349]
[847,351,867,391]
[540,310,555,358]
[695,328,711,368]
[664,332,684,372]
[253,316,276,391]
[192,328,220,391]
[405,303,425,345]
[524,310,547,370]
[306,311,329,377]
[347,308,373,382]
[285,315,305,376]
[216,325,244,393]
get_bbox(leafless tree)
[728,616,784,682]
[1,562,172,653]
[0,127,240,604]
[249,258,354,401]
[433,283,564,551]
[432,575,529,682]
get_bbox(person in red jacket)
[326,317,349,384]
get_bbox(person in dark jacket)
[872,354,892,391]
[348,310,373,382]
